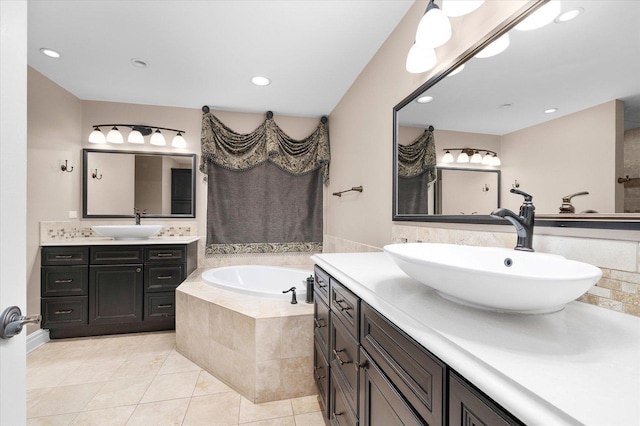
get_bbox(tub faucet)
[282,287,298,304]
[491,188,535,252]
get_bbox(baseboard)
[27,328,50,353]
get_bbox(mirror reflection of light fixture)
[443,148,501,166]
[415,0,452,49]
[88,124,186,148]
[474,33,510,58]
[442,0,485,17]
[515,0,561,31]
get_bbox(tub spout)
[282,287,297,304]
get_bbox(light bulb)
[88,127,106,144]
[150,129,166,146]
[457,151,470,163]
[442,0,484,17]
[128,129,145,144]
[515,0,561,31]
[106,126,124,144]
[470,151,483,163]
[482,152,493,165]
[406,43,437,74]
[475,33,510,58]
[415,2,452,48]
[442,151,454,163]
[171,133,187,148]
[490,154,502,166]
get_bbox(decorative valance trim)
[200,111,330,185]
[205,242,323,256]
[397,128,436,181]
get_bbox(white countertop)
[312,252,640,426]
[41,236,200,246]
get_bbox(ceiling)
[398,0,640,134]
[27,0,414,117]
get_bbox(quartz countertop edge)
[311,252,640,426]
[41,236,200,246]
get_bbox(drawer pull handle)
[54,255,73,259]
[355,360,368,371]
[157,304,173,309]
[316,278,327,288]
[333,348,351,366]
[156,275,173,280]
[331,412,343,426]
[313,366,326,380]
[335,299,352,311]
[314,318,325,328]
[54,279,73,284]
[54,310,73,315]
[156,253,174,257]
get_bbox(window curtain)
[200,111,330,255]
[397,128,436,215]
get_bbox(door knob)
[0,306,41,339]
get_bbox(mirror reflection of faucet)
[559,191,589,214]
[491,188,535,252]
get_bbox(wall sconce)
[88,124,187,148]
[441,148,501,166]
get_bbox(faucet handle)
[510,188,533,202]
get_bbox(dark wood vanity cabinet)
[41,241,196,338]
[313,264,522,426]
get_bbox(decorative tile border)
[40,220,197,244]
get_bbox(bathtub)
[201,265,312,300]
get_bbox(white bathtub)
[201,265,312,300]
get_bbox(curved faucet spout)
[490,191,535,252]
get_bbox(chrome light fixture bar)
[88,124,187,148]
[442,148,501,166]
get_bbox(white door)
[0,1,28,424]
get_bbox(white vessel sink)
[384,243,602,314]
[91,225,162,240]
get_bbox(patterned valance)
[397,128,436,181]
[200,111,330,185]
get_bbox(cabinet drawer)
[41,266,88,297]
[314,337,331,419]
[330,370,358,426]
[331,278,359,339]
[314,266,330,304]
[449,372,523,426]
[145,264,185,292]
[145,292,176,320]
[144,246,186,263]
[360,302,444,426]
[41,296,88,328]
[41,246,89,266]
[314,297,330,360]
[90,246,143,264]
[331,312,359,414]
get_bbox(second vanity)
[40,237,198,339]
[312,252,640,426]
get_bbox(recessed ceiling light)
[130,58,149,68]
[545,108,558,114]
[555,8,584,23]
[251,76,270,86]
[416,96,434,104]
[40,48,61,59]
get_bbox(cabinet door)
[90,265,143,325]
[314,338,331,419]
[359,349,424,426]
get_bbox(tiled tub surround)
[176,270,316,404]
[391,224,640,317]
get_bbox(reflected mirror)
[394,0,640,227]
[83,149,196,218]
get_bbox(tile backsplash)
[40,220,197,244]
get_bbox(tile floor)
[27,331,327,425]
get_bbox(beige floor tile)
[110,352,169,380]
[290,395,321,415]
[182,392,241,425]
[238,397,293,424]
[240,416,296,426]
[139,370,200,403]
[28,382,105,418]
[59,357,127,386]
[157,349,202,375]
[27,363,79,390]
[69,405,136,426]
[126,398,190,426]
[85,376,154,410]
[192,370,234,396]
[27,412,77,426]
[294,411,326,426]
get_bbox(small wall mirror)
[83,149,196,218]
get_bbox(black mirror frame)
[82,148,197,219]
[392,0,640,231]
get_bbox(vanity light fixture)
[443,148,501,166]
[406,43,437,74]
[475,33,510,58]
[441,0,485,17]
[88,124,186,148]
[515,0,561,31]
[415,0,452,49]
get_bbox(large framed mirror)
[83,149,197,218]
[393,0,640,229]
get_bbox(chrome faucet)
[134,208,143,225]
[491,189,535,252]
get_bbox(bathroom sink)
[384,243,602,314]
[91,225,162,240]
